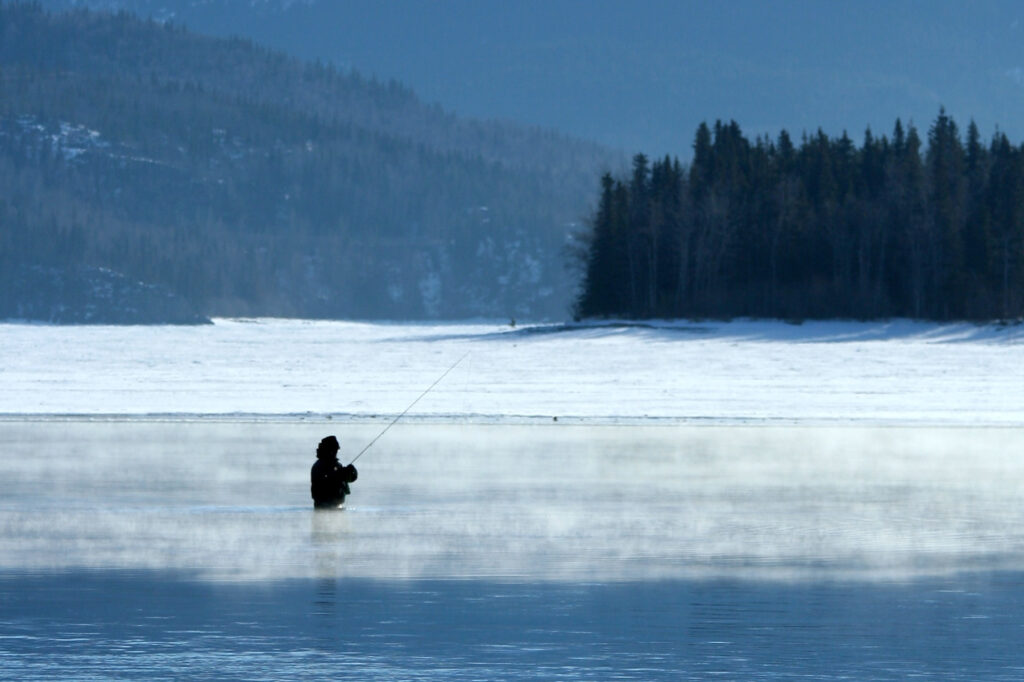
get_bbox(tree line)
[576,112,1024,321]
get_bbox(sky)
[45,0,1024,157]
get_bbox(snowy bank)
[1,318,1022,425]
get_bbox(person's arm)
[343,464,358,483]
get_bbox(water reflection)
[311,508,351,580]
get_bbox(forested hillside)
[577,113,1024,321]
[0,2,616,322]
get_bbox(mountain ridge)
[39,0,1024,156]
[1,2,621,322]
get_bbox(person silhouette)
[310,435,358,509]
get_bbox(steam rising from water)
[2,421,1022,582]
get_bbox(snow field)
[0,318,1021,425]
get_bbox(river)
[2,421,1023,679]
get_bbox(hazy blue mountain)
[39,0,1024,156]
[1,3,619,322]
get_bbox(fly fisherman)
[310,354,466,509]
[310,435,358,509]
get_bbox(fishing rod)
[348,350,470,465]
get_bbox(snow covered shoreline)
[2,318,1022,426]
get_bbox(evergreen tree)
[962,120,992,316]
[988,134,1024,318]
[926,108,966,317]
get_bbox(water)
[2,421,1024,679]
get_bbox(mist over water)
[2,421,1023,581]
[3,421,1024,679]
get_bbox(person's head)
[317,435,340,460]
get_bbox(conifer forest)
[0,3,611,321]
[576,114,1024,321]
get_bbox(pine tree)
[962,120,992,316]
[629,153,652,315]
[925,108,966,317]
[988,134,1024,318]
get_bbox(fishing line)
[348,350,470,465]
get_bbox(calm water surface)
[2,421,1024,679]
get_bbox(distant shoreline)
[0,414,1020,429]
